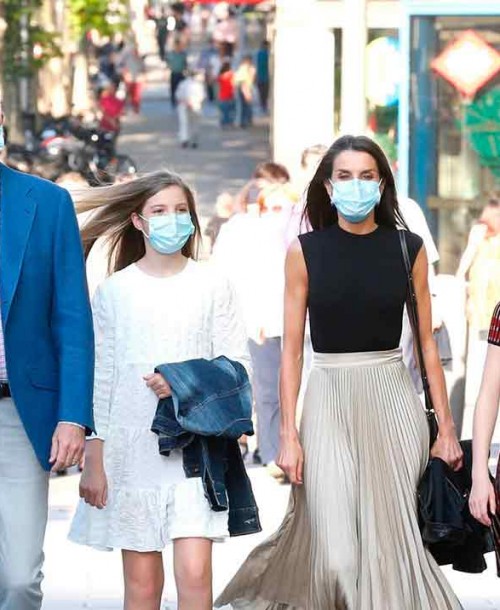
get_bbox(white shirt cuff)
[59,421,85,429]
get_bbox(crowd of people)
[1,87,500,609]
[150,2,270,146]
[0,8,499,609]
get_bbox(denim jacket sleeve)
[211,274,251,377]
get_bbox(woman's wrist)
[437,417,456,436]
[280,426,299,442]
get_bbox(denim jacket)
[151,356,261,537]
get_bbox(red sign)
[431,30,500,98]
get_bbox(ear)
[324,179,333,197]
[131,212,145,232]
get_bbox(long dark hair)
[76,170,202,274]
[303,135,408,231]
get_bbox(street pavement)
[41,61,500,609]
[43,463,500,609]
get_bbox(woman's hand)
[469,474,496,526]
[276,432,304,485]
[144,373,172,399]
[430,429,463,471]
[80,461,108,509]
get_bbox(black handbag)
[398,230,438,448]
[399,231,494,572]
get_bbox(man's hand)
[49,423,85,473]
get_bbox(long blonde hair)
[76,171,202,274]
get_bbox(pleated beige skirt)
[215,349,463,610]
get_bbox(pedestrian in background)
[469,301,500,528]
[0,107,94,610]
[204,191,234,253]
[216,135,462,610]
[69,171,250,610]
[256,40,270,114]
[285,143,328,246]
[217,60,236,128]
[198,38,220,103]
[457,195,500,334]
[98,83,125,135]
[154,7,169,62]
[175,70,206,148]
[213,162,294,475]
[166,37,188,108]
[235,55,256,129]
[119,39,145,114]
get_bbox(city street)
[116,57,270,218]
[40,64,500,610]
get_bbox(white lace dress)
[69,260,249,552]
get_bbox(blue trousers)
[248,337,281,464]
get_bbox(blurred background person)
[213,162,294,477]
[119,39,145,114]
[235,161,291,213]
[256,40,270,114]
[204,191,234,253]
[175,70,206,149]
[217,60,236,129]
[166,37,188,108]
[235,55,256,129]
[198,38,220,104]
[154,6,169,62]
[457,195,500,333]
[285,144,329,246]
[212,4,239,58]
[98,83,125,136]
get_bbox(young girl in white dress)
[69,171,249,610]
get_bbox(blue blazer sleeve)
[51,190,95,431]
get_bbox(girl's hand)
[276,433,304,485]
[143,373,172,399]
[469,475,496,527]
[80,463,108,509]
[430,429,463,471]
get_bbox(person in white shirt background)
[213,162,294,472]
[175,69,206,149]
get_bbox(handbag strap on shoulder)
[398,230,434,416]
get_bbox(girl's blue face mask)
[0,125,5,151]
[140,212,195,255]
[330,178,382,224]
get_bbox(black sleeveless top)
[298,225,423,353]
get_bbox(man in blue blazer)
[0,110,94,610]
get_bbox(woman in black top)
[216,136,463,609]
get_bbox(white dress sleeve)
[211,274,251,376]
[90,283,115,440]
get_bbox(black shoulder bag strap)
[398,230,438,448]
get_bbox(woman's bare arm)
[412,246,463,468]
[277,239,308,484]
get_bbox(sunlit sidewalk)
[42,466,500,609]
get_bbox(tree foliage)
[68,0,129,40]
[3,0,62,80]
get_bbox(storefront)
[399,0,500,273]
[272,0,401,180]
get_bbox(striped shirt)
[488,302,500,347]
[0,175,6,381]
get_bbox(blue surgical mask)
[140,212,195,254]
[330,178,381,224]
[0,125,5,151]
